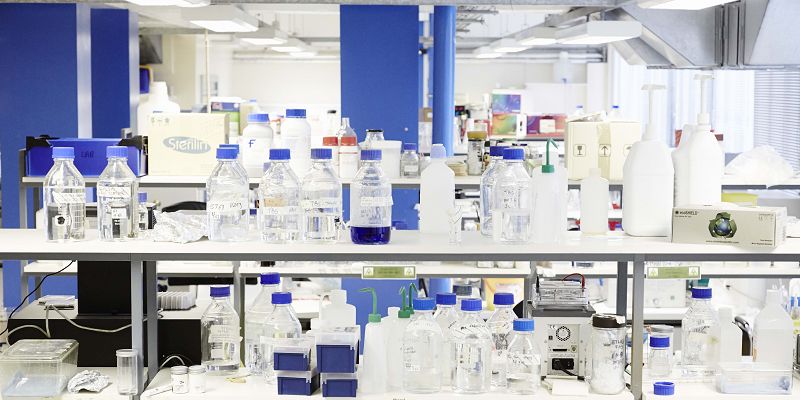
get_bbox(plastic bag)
[67,370,110,393]
[725,146,795,185]
[150,211,207,243]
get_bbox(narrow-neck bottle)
[493,148,531,244]
[201,286,240,374]
[451,298,492,394]
[753,289,794,369]
[350,149,392,244]
[300,148,342,243]
[44,147,86,241]
[400,143,420,178]
[258,149,301,243]
[244,273,280,376]
[403,298,443,393]
[98,146,138,241]
[264,292,302,379]
[506,319,541,394]
[479,146,504,236]
[681,287,719,376]
[420,144,454,234]
[487,293,517,388]
[207,147,249,242]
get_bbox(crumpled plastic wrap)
[725,146,796,185]
[67,370,110,393]
[150,211,207,243]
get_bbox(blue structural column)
[432,6,456,156]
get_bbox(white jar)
[188,365,206,393]
[170,366,189,394]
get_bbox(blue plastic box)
[314,327,359,374]
[25,136,146,177]
[277,369,319,396]
[321,373,358,397]
[273,338,312,372]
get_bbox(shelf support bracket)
[631,255,645,400]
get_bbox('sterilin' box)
[671,204,787,248]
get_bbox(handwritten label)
[302,198,340,210]
[52,191,85,204]
[97,186,131,199]
[360,196,393,207]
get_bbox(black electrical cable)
[0,260,75,337]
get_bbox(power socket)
[551,358,575,371]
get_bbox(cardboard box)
[602,121,640,181]
[566,120,640,181]
[146,113,229,176]
[211,101,240,138]
[672,204,787,248]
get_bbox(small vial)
[137,192,149,233]
[170,366,189,394]
[648,335,672,378]
[400,143,420,178]
[188,365,206,393]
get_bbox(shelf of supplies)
[640,376,800,400]
[539,261,800,279]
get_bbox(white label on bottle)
[302,198,340,210]
[261,206,300,216]
[111,207,128,219]
[210,348,225,359]
[208,324,240,344]
[97,186,131,199]
[52,191,85,204]
[403,165,419,174]
[208,201,247,216]
[360,196,393,207]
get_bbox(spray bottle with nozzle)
[622,84,674,237]
[359,288,388,394]
[530,139,567,244]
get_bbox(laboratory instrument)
[716,362,793,395]
[350,149,392,244]
[479,146,505,236]
[590,314,626,395]
[200,286,241,374]
[753,289,794,369]
[301,148,342,243]
[505,319,541,394]
[682,287,719,376]
[282,108,312,175]
[487,292,517,388]
[206,147,249,242]
[434,292,460,386]
[648,335,672,378]
[451,298,492,394]
[400,142,420,178]
[580,167,609,235]
[420,144,454,234]
[245,272,280,375]
[359,288,388,394]
[402,297,444,393]
[115,349,138,395]
[531,139,567,244]
[264,292,303,379]
[97,146,139,241]
[258,148,301,243]
[531,302,592,378]
[492,148,531,244]
[44,147,86,242]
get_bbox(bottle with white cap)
[98,146,139,241]
[136,81,180,136]
[420,144,454,234]
[282,109,312,175]
[239,113,273,178]
[44,147,86,241]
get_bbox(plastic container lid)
[220,143,239,151]
[210,286,230,298]
[494,292,514,306]
[52,147,74,159]
[360,149,382,161]
[248,113,269,123]
[650,335,670,348]
[654,381,675,396]
[403,143,417,152]
[272,292,292,305]
[260,272,280,285]
[286,109,306,118]
[216,147,237,160]
[489,146,505,157]
[270,148,290,161]
[691,287,712,299]
[431,144,446,159]
[170,366,188,375]
[502,147,524,160]
[188,365,206,374]
[461,298,482,312]
[340,136,357,146]
[106,146,128,159]
[651,325,674,334]
[436,292,456,306]
[592,313,625,329]
[513,319,534,332]
[138,192,147,203]
[311,148,332,160]
[413,297,435,311]
[116,349,137,358]
[322,136,339,146]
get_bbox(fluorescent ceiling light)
[127,0,208,6]
[237,26,288,46]
[182,6,258,33]
[556,21,642,45]
[290,51,318,58]
[271,38,307,53]
[473,46,502,59]
[638,0,737,10]
[491,38,529,53]
[517,27,558,46]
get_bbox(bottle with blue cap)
[350,149,392,244]
[201,286,241,374]
[300,148,342,243]
[240,112,273,178]
[433,292,460,387]
[402,297,444,393]
[506,319,541,394]
[282,108,311,175]
[244,272,281,376]
[486,292,518,387]
[98,146,139,241]
[648,334,672,378]
[44,147,86,242]
[451,298,492,393]
[258,148,301,243]
[206,146,249,242]
[681,286,719,376]
[263,292,302,380]
[492,147,532,244]
[218,144,247,176]
[479,145,506,236]
[420,143,455,234]
[400,142,420,178]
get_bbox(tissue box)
[672,204,787,248]
[25,136,146,177]
[321,373,358,397]
[146,113,229,176]
[277,369,319,396]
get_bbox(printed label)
[302,198,340,210]
[360,196,393,207]
[208,324,240,344]
[573,144,587,157]
[647,265,701,279]
[52,191,85,204]
[97,186,131,199]
[599,144,611,157]
[111,207,128,219]
[362,265,416,279]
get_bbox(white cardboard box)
[147,113,229,176]
[672,204,787,248]
[565,121,640,181]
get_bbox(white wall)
[230,60,341,112]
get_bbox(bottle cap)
[413,297,435,311]
[649,335,670,348]
[138,192,147,203]
[272,292,292,305]
[106,146,128,159]
[340,136,357,146]
[653,382,675,396]
[269,148,290,161]
[51,147,74,159]
[436,292,456,306]
[453,285,472,296]
[490,146,505,157]
[402,143,417,152]
[461,298,482,312]
[286,108,306,118]
[494,292,515,306]
[248,113,269,123]
[592,313,625,329]
[260,272,280,285]
[311,148,332,160]
[322,136,339,146]
[691,287,712,299]
[170,366,188,375]
[366,129,383,135]
[650,325,674,334]
[188,365,206,374]
[360,149,382,161]
[502,147,524,160]
[210,286,229,298]
[513,319,534,332]
[216,147,237,160]
[360,287,382,323]
[431,144,447,159]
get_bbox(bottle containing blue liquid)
[350,149,392,244]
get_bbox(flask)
[239,113,273,178]
[337,119,359,180]
[300,148,342,243]
[244,272,280,375]
[350,149,392,244]
[200,286,240,374]
[258,148,301,243]
[492,148,531,244]
[487,292,517,388]
[434,293,460,387]
[359,288,388,394]
[281,108,312,175]
[402,297,444,393]
[400,143,420,178]
[479,146,505,236]
[648,335,672,378]
[530,139,567,244]
[717,306,742,363]
[451,298,492,394]
[580,167,609,235]
[206,147,249,242]
[98,146,139,241]
[420,144,454,234]
[753,289,794,369]
[43,147,86,241]
[590,314,626,394]
[264,292,303,379]
[505,319,541,394]
[681,287,720,376]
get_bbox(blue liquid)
[350,226,391,245]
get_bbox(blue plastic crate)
[321,373,357,398]
[314,327,359,374]
[273,339,312,371]
[277,370,319,396]
[25,136,146,177]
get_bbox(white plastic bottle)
[263,292,303,379]
[434,293,460,387]
[300,148,341,243]
[201,286,240,374]
[98,146,139,241]
[505,319,541,394]
[206,147,249,242]
[580,167,609,235]
[359,288,388,394]
[672,124,694,207]
[753,289,794,369]
[420,144,454,234]
[244,272,280,375]
[717,306,742,364]
[44,147,86,242]
[623,85,674,237]
[487,293,517,388]
[258,149,301,243]
[451,298,492,394]
[319,289,356,328]
[479,146,505,236]
[530,140,567,244]
[137,81,180,136]
[402,297,444,393]
[282,109,312,176]
[492,148,531,244]
[681,287,719,376]
[239,113,273,178]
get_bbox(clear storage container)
[314,327,360,373]
[716,362,793,395]
[590,314,626,395]
[0,339,79,398]
[273,337,313,372]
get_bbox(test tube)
[116,349,138,395]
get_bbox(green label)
[362,265,416,280]
[646,265,701,279]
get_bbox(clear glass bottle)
[493,148,531,244]
[300,148,342,243]
[258,149,301,243]
[487,292,517,388]
[244,272,280,376]
[206,147,249,242]
[400,143,420,178]
[263,292,303,380]
[590,314,626,395]
[479,146,505,237]
[434,293,460,387]
[137,192,149,233]
[350,149,392,245]
[219,144,248,178]
[201,286,240,374]
[43,147,86,241]
[506,319,541,394]
[451,298,492,394]
[681,287,719,376]
[403,297,444,393]
[98,146,139,241]
[363,129,385,150]
[648,335,672,378]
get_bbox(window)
[753,70,800,169]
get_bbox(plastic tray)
[277,369,319,396]
[273,338,313,371]
[321,372,358,397]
